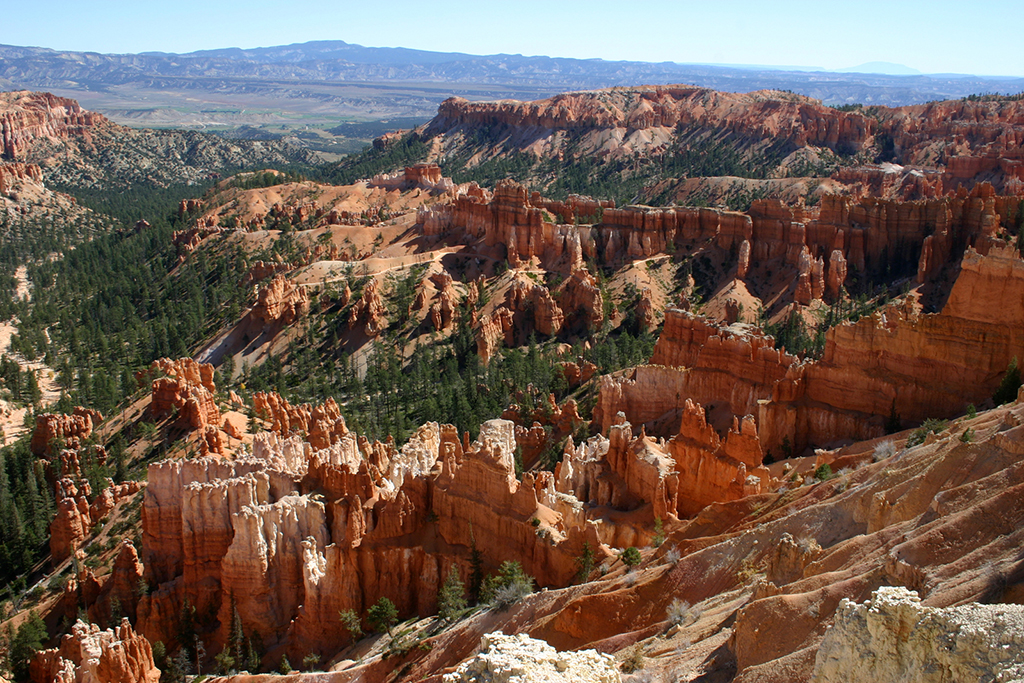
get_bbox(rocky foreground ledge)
[812,586,1024,683]
[444,632,620,683]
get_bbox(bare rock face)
[763,245,1024,453]
[252,273,310,325]
[603,313,795,437]
[0,161,43,194]
[636,287,657,332]
[560,402,769,524]
[242,259,292,287]
[31,407,101,457]
[560,268,603,331]
[252,391,348,450]
[49,480,143,563]
[30,618,159,683]
[428,272,461,331]
[667,401,769,517]
[559,360,598,388]
[0,91,105,160]
[443,632,620,683]
[349,278,388,337]
[476,308,514,365]
[149,358,220,431]
[370,163,453,193]
[139,412,600,662]
[639,246,1024,456]
[826,249,847,299]
[811,587,1024,683]
[432,86,872,157]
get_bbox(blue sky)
[4,0,1021,77]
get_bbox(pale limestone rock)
[811,586,1024,683]
[443,632,620,683]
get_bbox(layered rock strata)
[418,176,1020,304]
[608,246,1024,455]
[138,412,604,661]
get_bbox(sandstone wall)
[139,411,601,661]
[0,90,106,160]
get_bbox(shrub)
[277,655,293,674]
[619,644,646,673]
[367,597,398,635]
[575,542,596,584]
[652,517,665,548]
[620,547,642,570]
[960,428,974,443]
[813,463,833,481]
[664,546,681,565]
[481,561,534,610]
[872,440,896,462]
[666,598,697,627]
[301,653,321,671]
[966,403,977,419]
[907,418,948,447]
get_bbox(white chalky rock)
[812,586,1024,683]
[443,632,621,683]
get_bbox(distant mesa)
[834,61,923,76]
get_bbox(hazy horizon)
[3,0,1021,79]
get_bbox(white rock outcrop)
[811,586,1024,683]
[443,632,620,683]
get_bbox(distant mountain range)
[0,40,1021,129]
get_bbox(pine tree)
[367,597,398,635]
[437,566,467,622]
[468,528,485,604]
[994,357,1022,405]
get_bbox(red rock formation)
[252,273,310,325]
[242,259,292,287]
[426,272,460,332]
[30,618,159,683]
[149,358,220,431]
[0,161,43,194]
[349,279,388,337]
[138,416,605,662]
[171,224,223,260]
[0,91,106,160]
[557,401,769,524]
[177,198,203,216]
[429,86,873,154]
[58,540,147,627]
[559,360,598,388]
[252,392,349,450]
[31,407,101,457]
[50,480,144,563]
[559,268,604,331]
[762,246,1024,452]
[665,401,769,517]
[369,163,454,193]
[599,311,796,435]
[628,247,1024,455]
[476,308,514,365]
